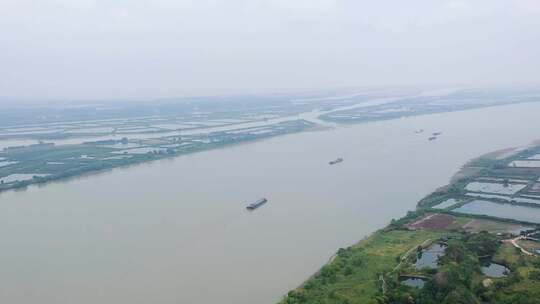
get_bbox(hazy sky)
[1,0,539,99]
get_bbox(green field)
[280,229,450,304]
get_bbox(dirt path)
[381,238,432,294]
[503,236,534,256]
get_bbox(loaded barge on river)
[329,158,343,165]
[246,198,268,210]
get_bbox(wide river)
[1,102,540,304]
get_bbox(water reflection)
[453,200,540,223]
[416,243,447,269]
[401,278,426,288]
[481,262,509,278]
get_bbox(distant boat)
[246,198,268,210]
[329,158,343,165]
[432,132,442,136]
[415,129,424,134]
[428,136,437,141]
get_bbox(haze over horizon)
[2,0,540,100]
[2,3,540,303]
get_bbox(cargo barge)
[329,158,343,165]
[246,198,268,210]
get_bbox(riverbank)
[0,120,315,193]
[280,142,540,304]
[2,90,539,195]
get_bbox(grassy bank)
[280,229,451,304]
[280,142,540,304]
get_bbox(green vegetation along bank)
[280,142,540,304]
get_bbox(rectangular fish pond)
[432,198,461,209]
[465,182,527,195]
[466,193,540,206]
[509,160,540,168]
[452,200,540,223]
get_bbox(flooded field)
[112,147,168,155]
[2,103,540,303]
[465,193,540,205]
[0,161,18,168]
[432,198,460,209]
[512,197,540,205]
[0,173,50,184]
[465,181,527,195]
[509,160,540,168]
[527,154,540,160]
[453,200,540,223]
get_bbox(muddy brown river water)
[1,102,540,303]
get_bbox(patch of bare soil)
[462,219,524,234]
[408,214,455,230]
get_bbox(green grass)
[450,216,474,229]
[280,141,540,304]
[494,243,523,266]
[280,229,451,304]
[490,243,540,303]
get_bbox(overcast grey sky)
[1,0,539,99]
